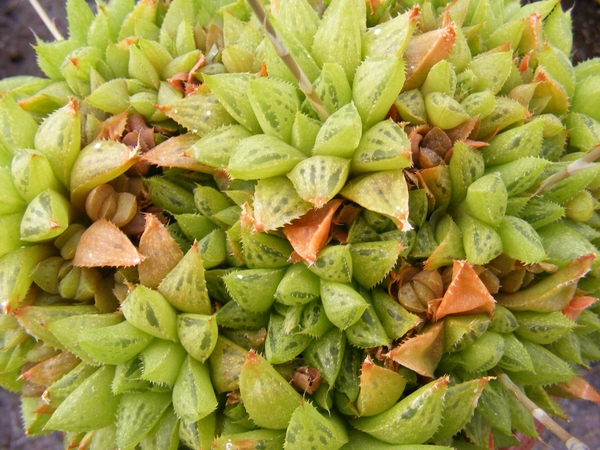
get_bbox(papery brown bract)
[73,219,142,268]
[387,321,444,378]
[549,376,600,403]
[403,25,456,92]
[283,199,342,264]
[138,214,183,289]
[562,295,598,321]
[430,260,496,321]
[142,133,217,173]
[21,351,80,388]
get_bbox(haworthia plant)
[0,0,598,448]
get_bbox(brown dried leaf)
[206,22,224,53]
[430,260,496,321]
[562,296,598,321]
[333,203,362,226]
[533,67,570,116]
[168,73,188,94]
[499,268,527,293]
[403,25,456,92]
[122,130,139,149]
[138,214,184,289]
[139,127,155,152]
[387,321,444,378]
[283,199,343,264]
[73,219,142,267]
[462,139,489,148]
[551,376,600,403]
[143,133,216,173]
[409,130,424,162]
[418,147,445,169]
[476,268,500,295]
[422,127,452,155]
[445,117,479,143]
[127,113,149,133]
[22,351,80,388]
[97,110,129,141]
[120,211,147,237]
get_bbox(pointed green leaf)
[46,365,118,432]
[340,170,411,231]
[116,391,172,450]
[238,350,303,429]
[353,58,405,129]
[172,355,218,422]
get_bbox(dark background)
[0,0,599,449]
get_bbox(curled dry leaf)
[21,351,80,388]
[144,133,217,173]
[562,296,598,321]
[402,24,456,92]
[138,214,184,289]
[284,199,343,264]
[97,110,129,141]
[429,260,496,321]
[73,219,142,267]
[387,321,444,378]
[550,376,600,404]
[445,117,479,144]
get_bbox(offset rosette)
[0,0,599,448]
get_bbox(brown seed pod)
[291,366,322,395]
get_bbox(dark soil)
[0,1,599,449]
[564,0,600,63]
[0,0,67,79]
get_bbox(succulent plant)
[1,0,600,448]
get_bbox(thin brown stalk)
[28,0,64,41]
[495,370,590,450]
[533,143,600,196]
[246,0,330,121]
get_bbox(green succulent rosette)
[1,0,600,448]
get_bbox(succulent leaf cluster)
[1,0,600,448]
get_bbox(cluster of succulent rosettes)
[1,0,600,448]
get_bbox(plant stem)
[28,0,64,41]
[495,370,590,450]
[246,0,330,121]
[533,143,600,196]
